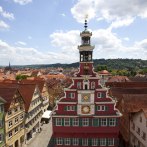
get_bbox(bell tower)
[77,18,95,76]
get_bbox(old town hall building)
[51,20,121,147]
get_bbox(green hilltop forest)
[8,59,147,76]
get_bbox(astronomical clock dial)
[82,105,90,114]
[82,94,90,102]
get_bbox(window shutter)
[53,118,56,126]
[105,106,109,111]
[99,118,101,126]
[79,118,82,127]
[70,138,73,146]
[62,118,64,126]
[96,106,98,111]
[70,118,72,126]
[102,93,105,98]
[64,106,67,111]
[62,138,64,145]
[97,138,100,146]
[53,137,56,145]
[114,138,119,146]
[106,138,108,146]
[116,118,118,126]
[74,106,77,111]
[79,138,82,146]
[107,118,109,126]
[88,138,92,146]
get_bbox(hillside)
[1,59,147,70]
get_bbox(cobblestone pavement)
[23,121,53,147]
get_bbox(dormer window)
[97,92,102,98]
[68,93,75,98]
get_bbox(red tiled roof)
[0,86,18,111]
[20,79,45,92]
[99,70,110,74]
[18,84,36,112]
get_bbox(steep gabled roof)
[18,84,36,112]
[0,87,18,111]
[20,79,45,93]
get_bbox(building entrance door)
[15,140,19,147]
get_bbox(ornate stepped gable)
[51,19,121,147]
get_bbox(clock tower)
[51,19,121,147]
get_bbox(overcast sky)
[0,0,147,65]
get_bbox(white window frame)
[69,93,75,99]
[15,117,19,124]
[77,82,81,89]
[83,118,89,126]
[97,106,105,111]
[14,127,18,134]
[56,138,63,145]
[67,106,75,111]
[92,138,97,146]
[64,138,70,145]
[101,118,107,126]
[64,118,70,126]
[97,92,102,98]
[8,120,13,128]
[20,114,24,120]
[101,106,105,111]
[108,138,114,146]
[91,82,95,89]
[56,118,62,126]
[109,118,116,126]
[100,138,106,146]
[82,138,88,146]
[8,131,12,139]
[73,118,79,126]
[73,138,79,146]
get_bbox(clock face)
[82,94,90,102]
[82,105,90,114]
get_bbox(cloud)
[0,39,79,65]
[15,41,27,46]
[71,0,96,23]
[13,0,32,5]
[0,6,14,20]
[0,20,9,30]
[108,17,134,30]
[123,37,130,41]
[71,0,147,28]
[50,29,147,60]
[60,13,66,17]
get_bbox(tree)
[96,65,108,72]
[16,75,28,80]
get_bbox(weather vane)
[85,14,88,20]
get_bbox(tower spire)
[84,14,88,30]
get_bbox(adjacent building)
[0,96,6,147]
[21,79,49,112]
[19,84,43,144]
[130,109,147,147]
[0,86,25,147]
[51,20,121,147]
